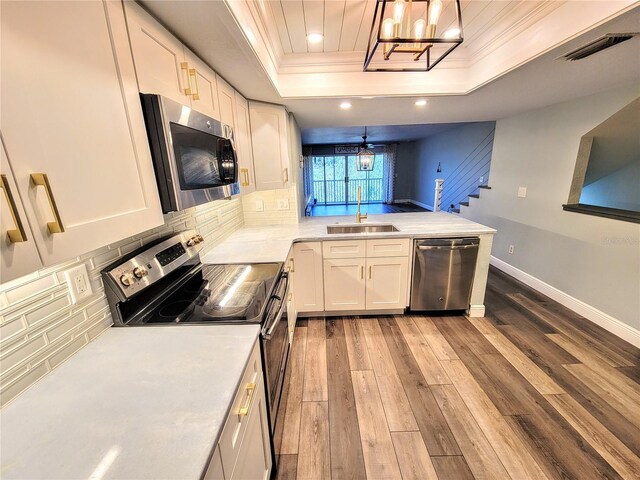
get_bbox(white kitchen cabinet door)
[249,102,290,191]
[124,2,187,105]
[365,257,409,310]
[0,140,43,283]
[203,446,225,480]
[292,242,324,312]
[185,50,220,121]
[323,258,366,311]
[1,0,163,267]
[234,93,256,194]
[229,377,272,480]
[217,75,237,131]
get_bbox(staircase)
[439,127,495,214]
[450,185,491,213]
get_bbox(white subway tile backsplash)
[0,336,47,376]
[0,197,244,406]
[4,275,57,306]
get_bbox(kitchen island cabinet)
[1,0,163,277]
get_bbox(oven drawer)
[218,339,263,474]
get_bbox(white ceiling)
[141,1,640,129]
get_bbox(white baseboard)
[467,305,486,317]
[490,256,640,347]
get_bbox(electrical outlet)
[255,200,264,212]
[277,198,290,210]
[518,186,527,198]
[63,264,93,304]
[508,245,515,255]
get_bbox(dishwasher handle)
[416,244,479,251]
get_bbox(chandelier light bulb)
[393,0,406,23]
[413,19,426,39]
[429,0,443,25]
[382,18,394,38]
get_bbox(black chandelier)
[364,0,463,72]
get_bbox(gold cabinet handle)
[283,168,289,183]
[30,173,64,234]
[289,258,295,272]
[189,68,199,100]
[369,265,372,279]
[240,168,249,187]
[180,62,200,100]
[181,62,191,96]
[360,265,364,279]
[238,382,256,417]
[0,174,27,243]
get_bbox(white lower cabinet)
[323,258,367,311]
[365,256,409,310]
[205,340,272,480]
[292,242,324,312]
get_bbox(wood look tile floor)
[275,266,640,480]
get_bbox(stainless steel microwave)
[140,94,239,213]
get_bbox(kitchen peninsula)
[203,212,496,318]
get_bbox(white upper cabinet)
[125,2,220,120]
[235,93,256,194]
[125,2,186,104]
[249,102,291,191]
[217,75,237,131]
[185,50,220,121]
[0,0,163,272]
[0,140,43,283]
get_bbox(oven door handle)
[262,273,289,339]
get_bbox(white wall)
[461,84,640,336]
[580,159,640,211]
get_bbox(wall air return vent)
[559,33,638,61]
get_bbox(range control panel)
[105,230,204,298]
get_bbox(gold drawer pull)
[0,174,27,243]
[30,173,64,234]
[238,382,256,417]
[240,168,249,187]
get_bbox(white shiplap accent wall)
[0,197,243,406]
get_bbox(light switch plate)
[277,198,290,210]
[63,264,93,304]
[256,200,264,212]
[518,186,527,198]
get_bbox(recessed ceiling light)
[444,28,461,39]
[340,102,352,110]
[415,99,427,106]
[307,33,324,44]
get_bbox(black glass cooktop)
[128,263,282,325]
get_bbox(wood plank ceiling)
[265,0,561,57]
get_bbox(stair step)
[460,201,469,207]
[478,185,492,189]
[469,193,480,198]
[451,208,460,214]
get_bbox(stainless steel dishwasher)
[410,237,480,311]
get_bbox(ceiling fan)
[358,126,385,148]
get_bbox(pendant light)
[356,127,375,171]
[364,0,463,72]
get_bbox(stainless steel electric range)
[101,230,289,471]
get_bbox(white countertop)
[0,325,260,480]
[202,211,496,264]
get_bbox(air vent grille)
[559,33,638,61]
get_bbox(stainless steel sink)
[326,223,400,234]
